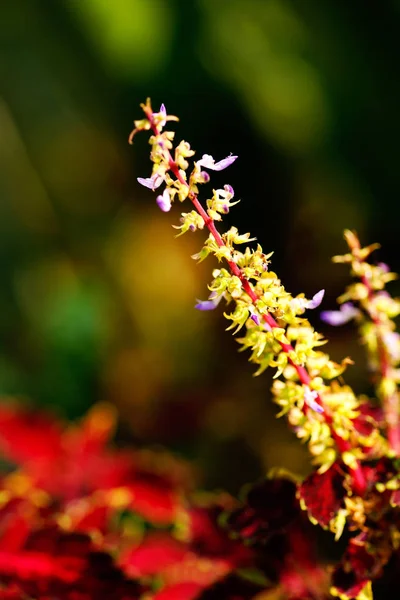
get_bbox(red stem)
[142,108,366,495]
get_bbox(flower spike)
[129,98,369,498]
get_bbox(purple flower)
[290,289,325,313]
[159,103,167,127]
[383,331,400,362]
[378,262,390,273]
[224,184,234,196]
[306,289,325,310]
[197,153,238,171]
[250,313,260,326]
[195,299,218,311]
[320,302,360,326]
[156,189,171,212]
[195,292,223,311]
[137,173,164,190]
[200,171,210,183]
[304,386,324,413]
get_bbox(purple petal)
[250,313,260,326]
[383,331,400,362]
[304,387,324,413]
[196,154,238,171]
[195,293,223,311]
[378,262,390,273]
[306,289,325,310]
[213,154,238,171]
[320,302,360,326]
[137,177,156,189]
[137,173,164,190]
[158,104,167,127]
[196,154,215,169]
[224,184,234,196]
[200,171,210,183]
[308,399,324,414]
[195,299,218,311]
[156,189,171,212]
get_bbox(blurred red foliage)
[0,403,259,598]
[0,401,396,599]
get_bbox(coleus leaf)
[298,462,346,529]
[223,475,330,598]
[353,402,384,438]
[188,505,253,566]
[226,476,299,544]
[331,533,379,600]
[0,526,143,600]
[0,405,63,466]
[120,533,187,578]
[0,403,190,528]
[152,582,203,600]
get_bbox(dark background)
[1,0,399,492]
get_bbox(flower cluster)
[322,230,400,455]
[131,99,400,599]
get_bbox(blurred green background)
[1,0,400,492]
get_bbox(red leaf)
[68,501,111,535]
[353,402,384,437]
[121,534,188,578]
[152,582,203,600]
[0,405,62,466]
[126,476,180,525]
[227,476,299,543]
[188,505,253,569]
[298,463,345,528]
[0,526,142,599]
[332,531,390,599]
